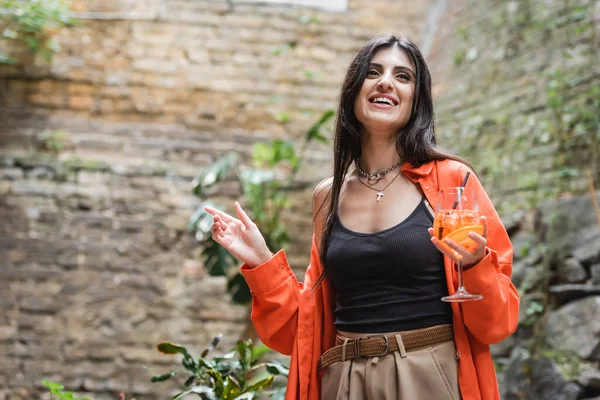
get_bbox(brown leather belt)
[318,324,453,370]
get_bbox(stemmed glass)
[434,186,484,302]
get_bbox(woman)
[205,36,519,400]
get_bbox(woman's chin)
[362,117,406,134]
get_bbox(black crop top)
[325,197,452,333]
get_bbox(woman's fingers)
[444,238,472,258]
[234,202,255,229]
[204,205,236,224]
[468,232,487,248]
[480,215,488,238]
[430,235,462,263]
[214,215,230,231]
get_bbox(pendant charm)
[376,191,384,202]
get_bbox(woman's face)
[353,45,416,136]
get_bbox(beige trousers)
[320,339,461,400]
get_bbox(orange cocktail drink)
[433,209,483,253]
[435,184,484,302]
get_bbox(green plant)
[38,129,69,153]
[188,110,333,303]
[0,0,76,64]
[545,69,600,194]
[42,380,90,400]
[153,334,288,400]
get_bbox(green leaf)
[151,370,177,382]
[237,339,253,371]
[239,168,276,185]
[305,110,334,143]
[201,333,223,358]
[251,343,271,362]
[23,35,39,50]
[3,29,18,39]
[188,201,219,237]
[227,271,252,304]
[42,380,64,394]
[173,386,216,400]
[184,375,196,387]
[270,43,292,56]
[192,152,238,196]
[252,143,274,166]
[182,353,198,373]
[267,386,287,400]
[276,112,290,124]
[202,238,237,277]
[233,393,257,400]
[197,358,224,396]
[244,375,274,393]
[222,376,242,400]
[0,53,19,64]
[265,363,289,377]
[157,342,191,356]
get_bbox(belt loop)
[395,334,407,358]
[341,338,350,362]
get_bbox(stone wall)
[429,0,600,215]
[0,1,436,398]
[425,2,600,397]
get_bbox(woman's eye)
[397,73,410,80]
[367,70,378,76]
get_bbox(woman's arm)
[457,166,520,344]
[240,177,332,355]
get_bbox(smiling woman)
[205,35,518,400]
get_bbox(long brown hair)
[311,35,471,291]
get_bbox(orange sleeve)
[458,165,520,344]
[241,249,302,355]
[240,236,322,355]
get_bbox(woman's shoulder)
[313,176,333,216]
[314,176,334,194]
[434,158,474,177]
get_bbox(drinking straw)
[452,171,471,209]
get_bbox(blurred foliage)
[153,334,288,400]
[451,0,598,215]
[42,380,90,400]
[545,69,600,193]
[189,110,333,303]
[42,335,285,400]
[0,0,76,64]
[38,129,69,153]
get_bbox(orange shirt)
[241,159,519,400]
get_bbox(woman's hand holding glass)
[428,216,488,268]
[204,202,273,269]
[428,186,486,302]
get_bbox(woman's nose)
[377,75,393,91]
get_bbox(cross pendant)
[376,191,384,202]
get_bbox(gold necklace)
[357,169,402,202]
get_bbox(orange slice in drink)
[443,225,484,251]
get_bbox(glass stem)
[456,259,464,291]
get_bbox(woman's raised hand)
[204,202,273,268]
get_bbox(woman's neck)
[358,133,403,174]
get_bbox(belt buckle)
[355,334,389,358]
